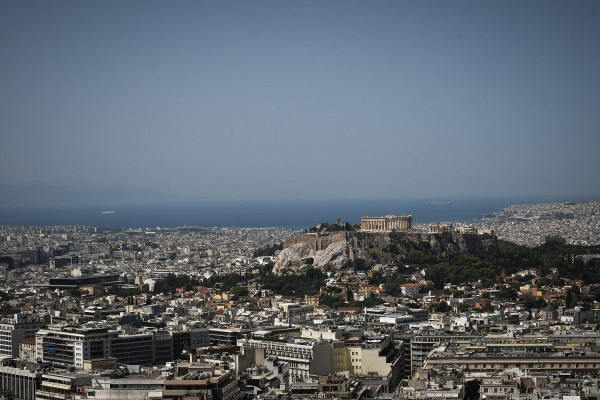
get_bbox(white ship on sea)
[101,210,115,214]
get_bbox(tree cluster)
[260,266,325,298]
[306,221,359,233]
[252,242,283,258]
[419,240,600,289]
[152,273,195,294]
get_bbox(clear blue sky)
[1,1,599,202]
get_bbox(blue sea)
[0,197,583,229]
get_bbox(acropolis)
[360,214,412,231]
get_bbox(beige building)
[238,336,404,385]
[305,294,320,307]
[19,337,36,362]
[361,214,412,231]
[278,303,314,318]
[422,336,600,375]
[423,354,600,374]
[237,338,335,380]
[333,337,403,378]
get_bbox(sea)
[0,196,581,230]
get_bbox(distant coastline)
[0,197,589,229]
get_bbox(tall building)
[209,327,245,347]
[109,331,154,365]
[0,314,46,358]
[154,330,173,364]
[172,328,210,359]
[36,325,110,369]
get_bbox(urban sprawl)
[1,201,600,400]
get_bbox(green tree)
[434,301,451,313]
[361,297,385,308]
[464,380,481,400]
[231,286,249,298]
[369,271,385,286]
[353,258,367,271]
[253,242,283,258]
[537,277,549,287]
[384,274,406,296]
[523,297,547,310]
[458,303,471,312]
[545,235,566,244]
[320,294,347,309]
[498,288,518,300]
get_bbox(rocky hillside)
[273,230,498,275]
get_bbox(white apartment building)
[0,314,46,357]
[36,325,110,370]
[237,338,334,381]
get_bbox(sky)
[1,1,599,203]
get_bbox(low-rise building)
[0,365,41,400]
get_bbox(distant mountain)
[0,184,174,206]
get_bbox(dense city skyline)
[2,1,600,202]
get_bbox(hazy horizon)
[2,1,600,202]
[1,195,582,229]
[1,183,598,207]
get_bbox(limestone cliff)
[273,230,498,275]
[273,243,314,273]
[312,240,354,271]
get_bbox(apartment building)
[423,341,600,375]
[237,338,334,380]
[162,365,242,400]
[0,314,46,357]
[35,372,92,400]
[109,331,155,365]
[338,336,405,389]
[410,334,479,374]
[36,325,111,369]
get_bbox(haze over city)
[2,1,600,203]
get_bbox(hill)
[274,230,498,274]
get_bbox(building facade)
[237,338,334,381]
[0,365,41,400]
[109,331,155,365]
[36,326,111,369]
[0,314,46,358]
[423,354,600,375]
[410,334,478,375]
[36,372,92,400]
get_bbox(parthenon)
[361,214,412,231]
